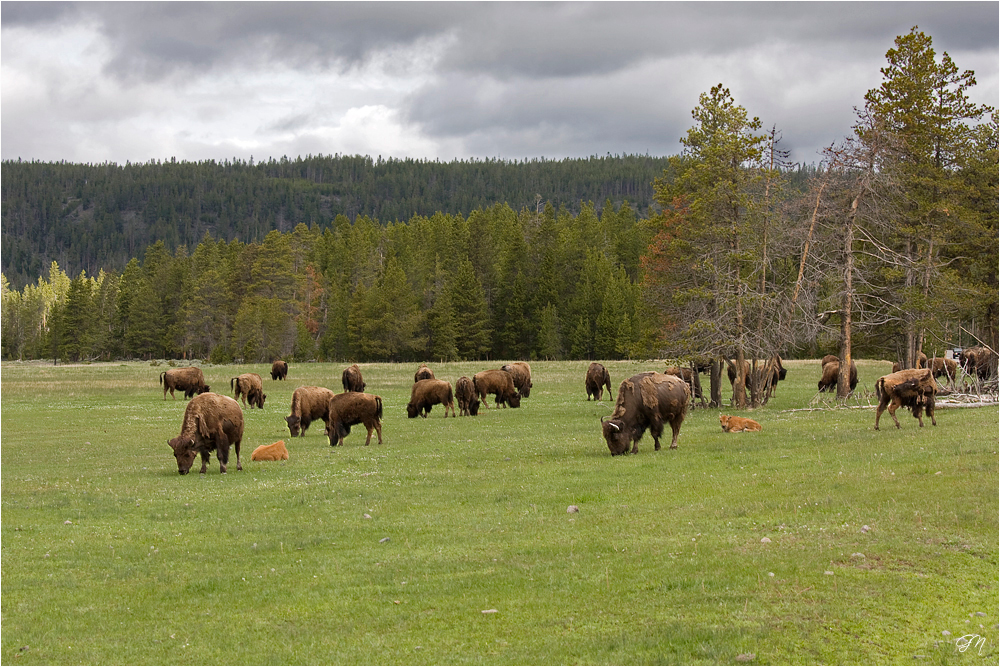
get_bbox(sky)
[2,2,997,167]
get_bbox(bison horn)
[607,422,620,432]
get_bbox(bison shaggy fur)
[455,376,480,416]
[231,373,266,409]
[160,366,210,400]
[325,392,384,447]
[271,360,288,380]
[500,362,532,398]
[167,392,243,474]
[472,369,521,409]
[342,364,366,393]
[285,386,337,437]
[601,372,690,455]
[585,362,613,401]
[407,379,455,418]
[818,358,858,392]
[875,368,937,430]
[414,365,435,382]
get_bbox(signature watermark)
[955,634,986,656]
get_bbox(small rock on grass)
[379,537,390,544]
[482,609,498,614]
[567,505,579,513]
[735,653,756,662]
[760,537,771,543]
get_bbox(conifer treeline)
[0,154,683,288]
[1,202,659,363]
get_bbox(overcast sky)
[2,2,997,166]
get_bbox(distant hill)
[0,154,675,287]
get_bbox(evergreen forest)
[2,28,996,379]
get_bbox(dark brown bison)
[586,362,613,401]
[601,372,690,455]
[325,392,383,447]
[414,365,435,382]
[167,393,243,474]
[271,360,288,380]
[725,359,750,386]
[928,357,958,383]
[455,376,480,416]
[342,364,366,393]
[285,386,337,437]
[664,365,703,400]
[818,358,858,392]
[407,379,456,418]
[875,368,937,430]
[472,369,521,408]
[230,373,266,409]
[501,362,532,398]
[160,366,210,400]
[959,346,998,380]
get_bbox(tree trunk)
[838,197,857,398]
[710,359,722,408]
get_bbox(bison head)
[601,418,631,456]
[469,398,481,416]
[285,415,302,437]
[507,393,521,408]
[325,419,351,446]
[406,402,420,419]
[168,437,198,474]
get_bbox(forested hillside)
[1,153,680,288]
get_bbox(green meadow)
[1,359,996,665]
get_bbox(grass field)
[1,358,997,665]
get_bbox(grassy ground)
[2,359,997,665]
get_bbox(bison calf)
[601,372,689,455]
[285,386,337,437]
[455,376,480,416]
[875,369,937,430]
[251,440,289,461]
[326,392,384,447]
[167,393,243,474]
[586,362,613,401]
[407,379,456,418]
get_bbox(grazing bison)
[160,367,210,400]
[501,362,532,398]
[251,440,289,462]
[270,360,288,380]
[875,368,937,430]
[342,364,366,393]
[601,372,690,455]
[167,393,243,475]
[818,358,858,392]
[719,415,762,432]
[928,357,958,383]
[586,362,614,401]
[230,373,266,409]
[325,392,384,447]
[455,376,480,416]
[285,386,337,437]
[664,365,703,400]
[959,346,998,380]
[414,365,435,382]
[407,379,456,418]
[472,369,521,409]
[821,354,840,368]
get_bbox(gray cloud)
[2,2,996,165]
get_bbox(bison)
[325,392,384,447]
[585,362,613,401]
[270,360,288,380]
[160,366,210,400]
[959,346,998,380]
[407,379,456,418]
[501,362,532,398]
[230,373,266,409]
[601,371,690,455]
[342,364,366,393]
[664,365,703,400]
[285,386,337,437]
[251,440,289,462]
[472,369,521,409]
[875,368,937,430]
[818,358,858,392]
[414,365,435,382]
[928,357,958,384]
[167,392,243,475]
[455,376,481,416]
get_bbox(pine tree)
[451,259,491,360]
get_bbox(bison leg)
[446,400,455,418]
[364,423,375,446]
[198,451,210,475]
[887,401,903,429]
[669,417,682,449]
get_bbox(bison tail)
[375,396,383,420]
[875,377,885,402]
[159,371,165,385]
[230,377,237,390]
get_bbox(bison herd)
[162,348,994,473]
